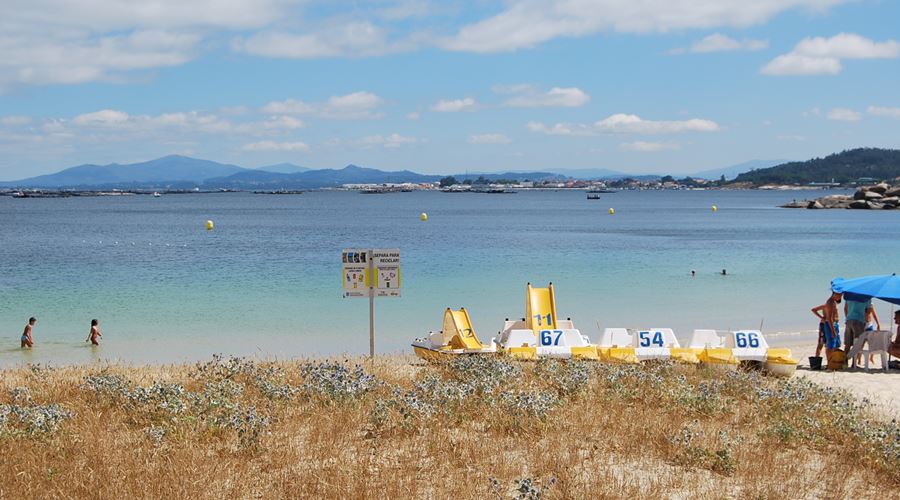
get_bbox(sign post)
[342,248,401,359]
[368,249,374,359]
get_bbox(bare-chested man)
[21,317,36,348]
[812,292,842,359]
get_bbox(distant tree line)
[732,148,900,185]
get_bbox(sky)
[1,0,899,179]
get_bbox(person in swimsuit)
[21,317,36,348]
[86,319,101,346]
[812,292,842,359]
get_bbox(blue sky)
[1,0,899,179]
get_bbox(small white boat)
[152,192,161,197]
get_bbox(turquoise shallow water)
[1,189,897,367]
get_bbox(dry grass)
[1,355,897,499]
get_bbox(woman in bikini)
[86,319,102,345]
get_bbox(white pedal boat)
[687,329,797,376]
[597,327,699,364]
[493,283,598,360]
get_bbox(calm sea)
[2,189,898,367]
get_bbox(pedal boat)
[493,283,598,360]
[412,307,497,361]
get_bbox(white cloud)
[62,108,306,137]
[469,133,512,144]
[497,85,590,108]
[0,0,293,89]
[242,140,310,152]
[868,106,900,118]
[671,33,768,54]
[0,0,857,89]
[762,33,900,76]
[826,108,862,121]
[430,97,478,112]
[234,22,406,59]
[0,29,201,88]
[5,0,290,32]
[406,111,421,120]
[261,92,385,119]
[528,113,720,136]
[72,109,131,126]
[794,33,900,59]
[441,0,846,53]
[761,54,842,75]
[777,134,806,141]
[620,141,680,152]
[360,133,418,149]
[266,115,304,129]
[261,99,316,115]
[327,92,383,115]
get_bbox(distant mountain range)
[4,155,246,188]
[0,155,564,189]
[1,154,794,189]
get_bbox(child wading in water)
[21,317,36,348]
[86,319,102,345]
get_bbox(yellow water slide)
[443,307,484,349]
[525,282,558,333]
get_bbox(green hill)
[732,148,900,185]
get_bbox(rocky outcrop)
[782,183,900,210]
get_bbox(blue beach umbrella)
[831,273,900,306]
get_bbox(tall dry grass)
[0,355,897,499]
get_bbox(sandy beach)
[788,341,900,419]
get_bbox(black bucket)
[808,356,823,371]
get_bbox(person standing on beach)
[843,297,870,354]
[86,319,101,346]
[812,292,842,359]
[21,317,36,348]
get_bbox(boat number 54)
[638,331,664,347]
[540,330,564,346]
[734,332,760,348]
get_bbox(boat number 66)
[734,332,760,348]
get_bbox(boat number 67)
[540,330,564,346]
[735,332,760,348]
